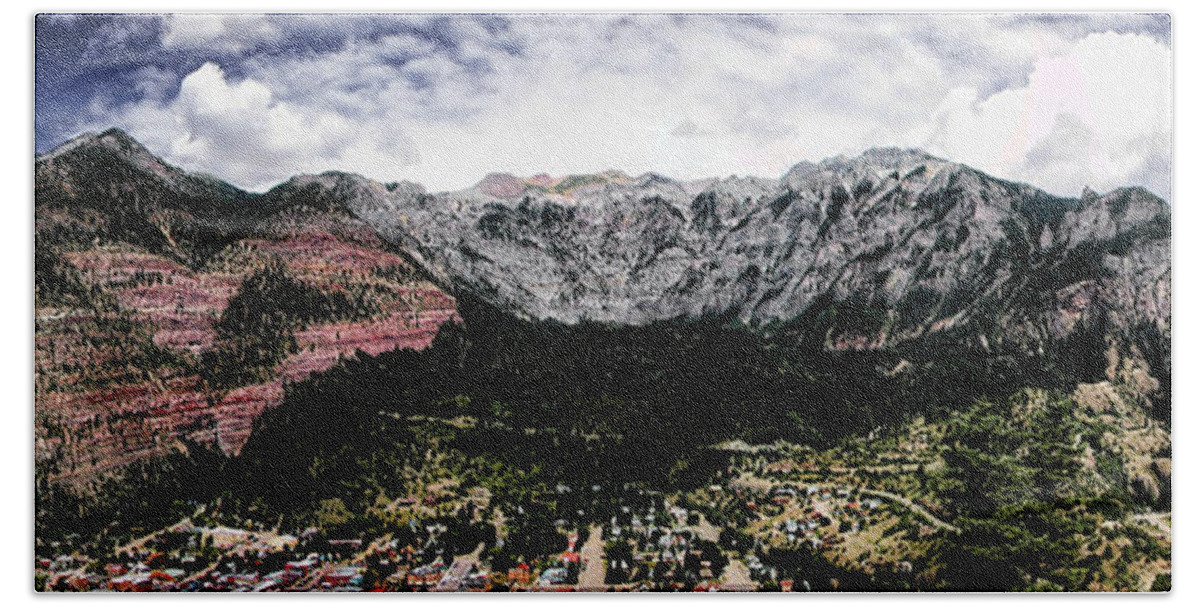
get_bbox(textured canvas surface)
[34,13,1171,592]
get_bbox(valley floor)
[37,426,1172,593]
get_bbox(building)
[508,563,531,585]
[322,566,363,587]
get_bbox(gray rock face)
[281,147,1169,410]
[37,131,1170,401]
[301,148,1165,368]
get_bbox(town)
[38,426,1083,594]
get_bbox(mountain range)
[34,128,1171,485]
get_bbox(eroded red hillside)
[35,223,457,491]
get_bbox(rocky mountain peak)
[36,126,252,212]
[858,146,941,169]
[92,127,151,155]
[33,130,1171,403]
[474,172,526,198]
[37,127,141,161]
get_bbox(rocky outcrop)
[34,131,1171,488]
[308,147,1169,412]
[34,131,458,489]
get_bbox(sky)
[34,13,1172,199]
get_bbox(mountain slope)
[32,131,1172,592]
[35,131,458,489]
[35,129,265,264]
[297,148,1169,415]
[33,131,1171,488]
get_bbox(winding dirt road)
[739,474,960,533]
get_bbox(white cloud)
[160,15,281,53]
[117,63,416,189]
[914,31,1172,198]
[99,15,1171,200]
